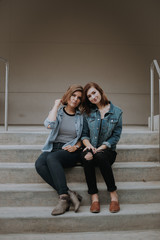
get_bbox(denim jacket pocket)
[106,118,118,135]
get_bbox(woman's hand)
[83,145,97,154]
[54,99,62,108]
[96,144,107,152]
[62,145,77,152]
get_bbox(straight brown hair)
[82,82,109,114]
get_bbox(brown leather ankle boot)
[51,195,71,216]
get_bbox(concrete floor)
[0,230,160,240]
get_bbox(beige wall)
[0,0,160,125]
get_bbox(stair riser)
[1,188,160,207]
[0,148,159,162]
[0,133,158,145]
[0,214,160,233]
[119,133,158,145]
[0,133,47,145]
[0,167,159,183]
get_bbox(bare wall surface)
[0,0,160,125]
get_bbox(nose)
[90,94,94,100]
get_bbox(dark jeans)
[82,148,117,194]
[35,142,81,195]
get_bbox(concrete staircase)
[0,126,160,236]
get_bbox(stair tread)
[1,203,160,218]
[0,161,159,168]
[0,144,159,149]
[0,181,160,191]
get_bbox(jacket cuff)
[103,141,111,148]
[81,136,90,141]
[44,118,56,129]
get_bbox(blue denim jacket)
[81,102,122,151]
[42,106,83,152]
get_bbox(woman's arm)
[47,99,62,121]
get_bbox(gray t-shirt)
[55,108,77,143]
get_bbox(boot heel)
[68,190,82,212]
[66,205,70,211]
[77,194,82,202]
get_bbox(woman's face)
[87,87,101,105]
[67,91,82,108]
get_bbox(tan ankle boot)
[68,190,82,212]
[51,195,70,216]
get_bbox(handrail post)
[0,57,9,131]
[5,62,9,131]
[150,63,154,131]
[159,78,160,161]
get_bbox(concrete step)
[0,203,160,233]
[1,182,160,207]
[0,162,160,183]
[0,131,158,145]
[1,230,160,240]
[0,132,48,145]
[0,144,159,162]
[0,126,159,145]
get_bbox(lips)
[92,98,98,102]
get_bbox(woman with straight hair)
[81,82,122,213]
[35,84,83,216]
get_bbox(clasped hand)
[62,145,77,152]
[83,145,107,161]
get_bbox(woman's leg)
[94,149,117,192]
[82,150,100,213]
[94,149,120,212]
[82,150,98,195]
[46,150,79,195]
[35,152,57,190]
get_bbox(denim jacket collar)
[91,101,114,114]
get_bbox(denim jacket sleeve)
[81,115,90,141]
[103,112,122,148]
[44,106,62,130]
[44,117,58,130]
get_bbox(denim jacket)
[42,106,83,152]
[81,102,122,151]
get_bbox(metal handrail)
[0,57,9,131]
[150,60,160,131]
[150,59,160,162]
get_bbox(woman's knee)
[35,152,48,171]
[84,152,93,160]
[82,149,93,161]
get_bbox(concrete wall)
[0,0,160,125]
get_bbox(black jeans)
[35,142,81,195]
[82,148,117,194]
